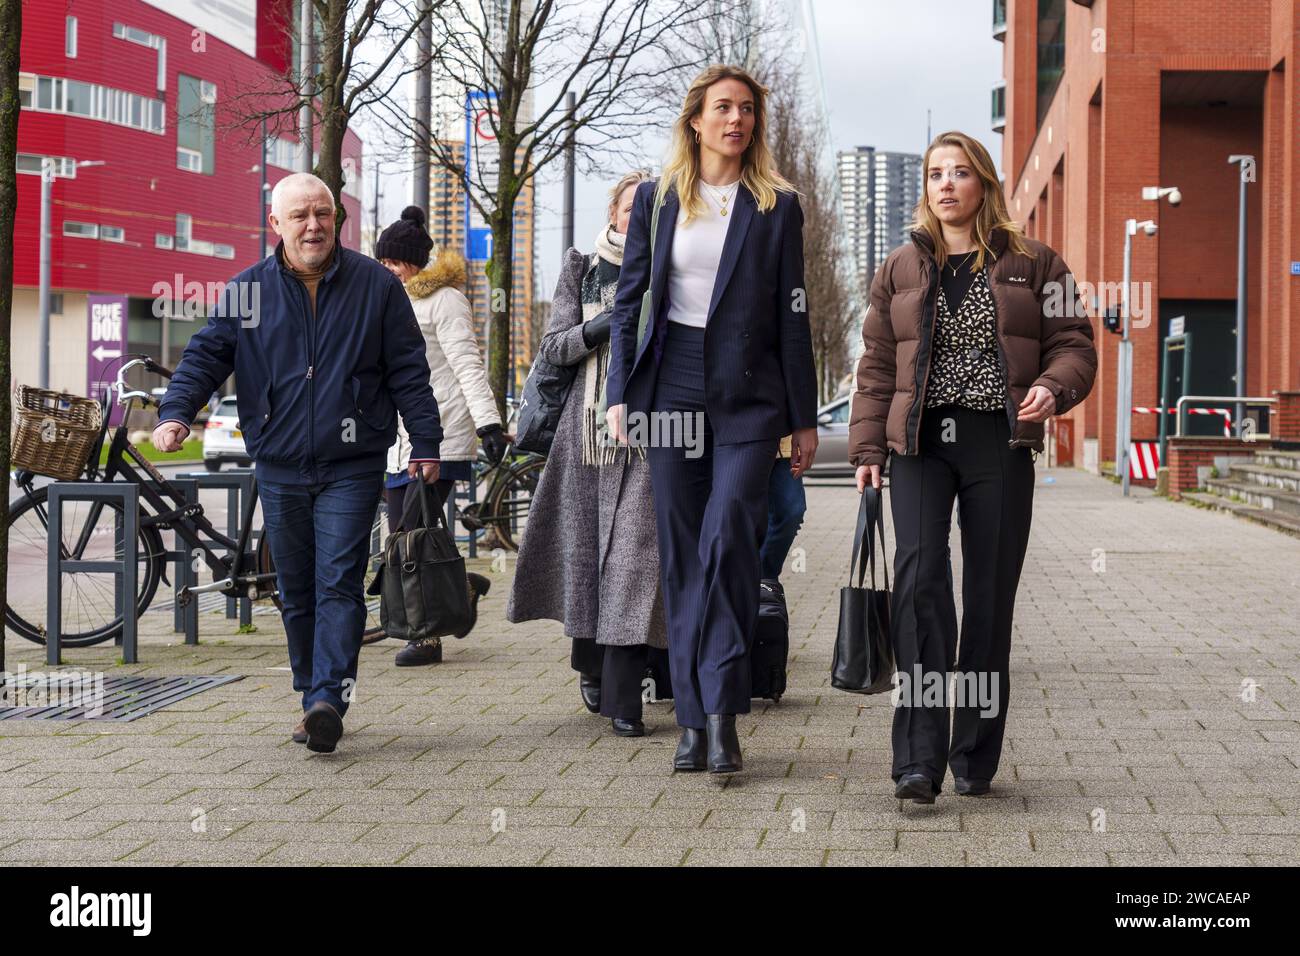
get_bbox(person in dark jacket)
[848,132,1097,804]
[153,172,443,755]
[605,65,819,775]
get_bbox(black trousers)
[570,639,650,720]
[887,403,1034,788]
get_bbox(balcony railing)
[993,0,1007,39]
[991,82,1006,132]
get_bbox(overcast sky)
[371,0,1004,298]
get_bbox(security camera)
[1167,188,1182,206]
[1144,222,1158,237]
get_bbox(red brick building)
[994,0,1300,470]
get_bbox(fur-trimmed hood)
[405,248,468,299]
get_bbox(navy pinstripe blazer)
[604,179,818,445]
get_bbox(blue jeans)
[258,472,382,716]
[759,458,806,580]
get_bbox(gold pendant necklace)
[704,182,737,217]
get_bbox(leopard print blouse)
[923,266,1008,412]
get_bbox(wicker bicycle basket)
[11,384,103,481]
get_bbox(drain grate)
[0,674,244,721]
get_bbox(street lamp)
[38,158,105,389]
[1117,217,1157,496]
[1227,155,1255,433]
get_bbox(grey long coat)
[507,247,667,648]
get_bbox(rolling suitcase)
[752,579,790,702]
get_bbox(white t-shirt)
[666,180,738,328]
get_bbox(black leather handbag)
[379,482,472,641]
[831,486,895,694]
[513,352,576,456]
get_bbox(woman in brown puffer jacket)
[848,131,1096,805]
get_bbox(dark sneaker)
[395,638,443,666]
[453,573,492,639]
[302,701,344,754]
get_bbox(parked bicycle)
[6,358,547,649]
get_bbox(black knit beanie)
[376,206,434,269]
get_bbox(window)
[177,75,215,174]
[155,233,174,249]
[100,225,125,243]
[112,23,166,91]
[16,153,76,177]
[18,72,33,108]
[1036,0,1066,127]
[265,136,302,170]
[175,214,192,249]
[63,221,99,239]
[65,17,77,58]
[23,73,164,133]
[49,293,64,315]
[177,147,203,173]
[213,243,235,260]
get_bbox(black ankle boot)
[578,674,601,714]
[453,573,492,638]
[706,714,742,774]
[673,728,706,771]
[611,717,645,738]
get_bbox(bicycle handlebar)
[114,354,174,407]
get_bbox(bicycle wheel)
[256,499,389,644]
[486,456,545,552]
[4,485,165,647]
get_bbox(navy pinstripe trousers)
[645,322,779,729]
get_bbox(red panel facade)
[14,0,363,300]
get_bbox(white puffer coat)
[387,249,501,469]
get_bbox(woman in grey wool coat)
[508,170,668,738]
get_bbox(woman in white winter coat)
[376,206,508,666]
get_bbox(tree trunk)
[486,204,514,423]
[314,0,348,230]
[0,0,20,672]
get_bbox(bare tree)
[222,0,449,224]
[367,0,746,418]
[0,0,19,672]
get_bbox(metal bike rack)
[177,468,258,627]
[453,477,479,559]
[46,483,140,666]
[166,479,201,645]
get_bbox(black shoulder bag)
[379,483,472,641]
[831,485,896,694]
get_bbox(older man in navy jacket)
[153,173,442,753]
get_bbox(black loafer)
[578,674,601,714]
[395,638,442,667]
[953,776,991,796]
[705,714,742,774]
[673,728,707,772]
[302,701,344,754]
[611,717,645,738]
[895,773,938,804]
[453,573,492,638]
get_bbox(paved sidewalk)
[2,468,1298,866]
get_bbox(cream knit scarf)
[581,224,644,467]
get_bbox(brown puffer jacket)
[849,228,1097,467]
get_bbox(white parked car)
[809,395,854,477]
[201,395,251,472]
